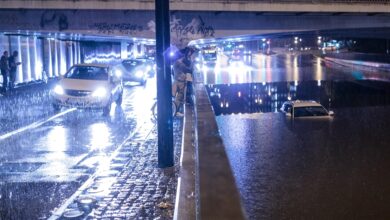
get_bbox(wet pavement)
[205,52,390,219]
[0,78,182,219]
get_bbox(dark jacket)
[9,56,17,72]
[0,55,8,72]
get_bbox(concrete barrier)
[173,100,196,220]
[174,76,246,220]
[324,56,390,70]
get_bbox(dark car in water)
[114,58,155,85]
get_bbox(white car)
[50,64,123,115]
[280,100,334,118]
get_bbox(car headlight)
[135,70,144,78]
[92,87,107,97]
[53,85,64,95]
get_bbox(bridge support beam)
[156,0,174,168]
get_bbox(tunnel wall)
[80,41,121,64]
[0,34,81,85]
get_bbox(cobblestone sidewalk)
[54,118,183,219]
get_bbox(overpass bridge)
[0,0,390,41]
[1,0,390,12]
[0,0,389,83]
[1,2,390,219]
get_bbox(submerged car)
[114,58,155,85]
[50,64,123,115]
[280,100,334,118]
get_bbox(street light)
[293,37,298,51]
[317,36,322,50]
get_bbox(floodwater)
[206,53,390,219]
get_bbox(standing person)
[184,48,196,105]
[0,51,9,94]
[8,50,21,90]
[172,47,194,116]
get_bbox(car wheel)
[52,104,61,111]
[116,92,123,106]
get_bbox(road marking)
[0,108,77,141]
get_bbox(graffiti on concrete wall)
[168,15,215,39]
[13,10,216,47]
[90,23,145,35]
[0,14,19,25]
[147,15,215,47]
[90,15,214,43]
[40,11,69,31]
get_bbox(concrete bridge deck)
[1,0,390,13]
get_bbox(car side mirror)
[329,110,334,116]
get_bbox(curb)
[173,103,196,220]
[174,79,246,220]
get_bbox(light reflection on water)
[206,80,390,116]
[89,123,110,150]
[45,126,68,174]
[47,126,67,153]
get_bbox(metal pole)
[155,0,174,168]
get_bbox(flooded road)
[0,80,156,219]
[205,53,390,219]
[200,53,390,85]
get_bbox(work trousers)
[9,70,16,89]
[172,80,186,112]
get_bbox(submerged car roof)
[285,100,323,107]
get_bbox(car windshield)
[123,60,143,66]
[65,66,108,80]
[122,60,144,71]
[294,106,329,117]
[203,52,217,61]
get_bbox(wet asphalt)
[0,79,157,219]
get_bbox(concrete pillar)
[121,41,128,59]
